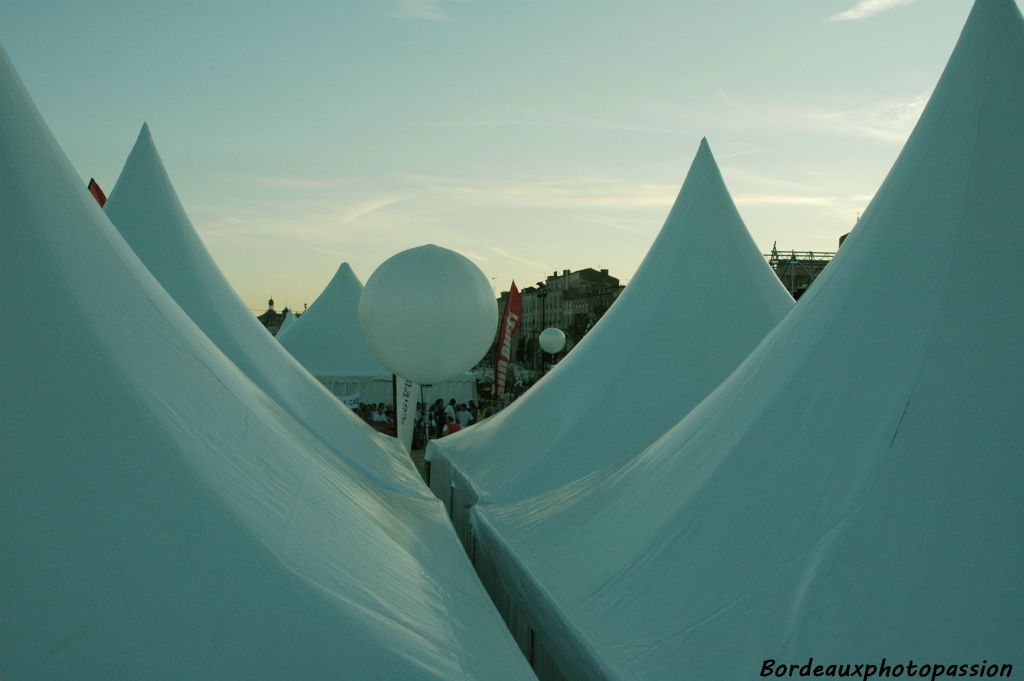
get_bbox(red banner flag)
[493,281,523,401]
[87,178,106,207]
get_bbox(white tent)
[472,1,1024,678]
[277,308,298,334]
[277,261,478,407]
[427,138,794,545]
[275,262,388,378]
[0,43,534,681]
[103,127,423,494]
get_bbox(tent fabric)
[103,127,425,495]
[472,1,1024,678]
[277,308,297,334]
[427,138,793,545]
[0,43,534,681]
[277,261,478,406]
[275,262,390,378]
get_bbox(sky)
[0,0,980,312]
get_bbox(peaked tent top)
[104,125,422,494]
[277,261,391,379]
[278,308,298,334]
[427,136,792,508]
[475,0,1024,676]
[0,42,534,680]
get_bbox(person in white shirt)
[456,403,474,429]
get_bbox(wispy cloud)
[577,213,654,237]
[806,94,927,142]
[734,194,840,207]
[414,175,676,209]
[390,0,456,22]
[492,246,552,273]
[336,194,417,224]
[732,192,870,209]
[453,248,492,265]
[830,0,915,22]
[219,173,343,191]
[415,112,688,137]
[714,90,926,144]
[716,147,770,160]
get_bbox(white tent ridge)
[472,0,1024,678]
[0,42,535,681]
[426,137,794,547]
[103,126,425,495]
[275,262,388,378]
[277,308,298,334]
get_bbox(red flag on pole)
[87,178,106,207]
[493,281,523,401]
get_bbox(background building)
[490,268,624,373]
[256,298,293,335]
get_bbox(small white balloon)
[539,327,566,354]
[359,244,498,384]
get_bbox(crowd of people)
[352,397,504,445]
[346,372,554,446]
[413,399,491,449]
[354,402,396,435]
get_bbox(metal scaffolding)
[765,244,837,300]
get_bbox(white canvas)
[104,126,423,494]
[427,138,794,545]
[473,1,1024,677]
[0,43,534,681]
[276,261,390,379]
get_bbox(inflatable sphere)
[539,327,567,354]
[359,244,498,384]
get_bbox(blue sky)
[1,0,977,312]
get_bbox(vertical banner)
[396,375,418,453]
[493,281,523,400]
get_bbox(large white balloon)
[539,327,566,354]
[359,244,498,384]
